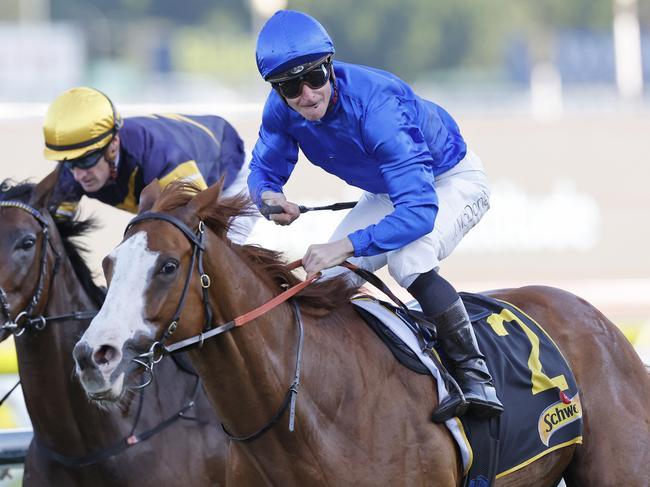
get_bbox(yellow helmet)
[43,87,122,161]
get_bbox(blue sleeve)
[247,95,299,207]
[347,96,439,256]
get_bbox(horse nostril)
[73,341,95,371]
[93,344,119,366]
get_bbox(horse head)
[0,171,63,342]
[73,179,239,401]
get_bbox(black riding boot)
[408,270,503,423]
[430,298,504,422]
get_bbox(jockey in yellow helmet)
[42,87,256,242]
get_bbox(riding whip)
[260,201,356,219]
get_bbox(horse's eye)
[18,236,36,251]
[159,260,178,275]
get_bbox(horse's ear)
[188,178,224,216]
[29,165,60,209]
[139,179,161,214]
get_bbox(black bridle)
[126,211,304,441]
[0,201,62,336]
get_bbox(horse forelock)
[151,180,203,213]
[149,180,359,312]
[0,179,34,202]
[152,179,253,239]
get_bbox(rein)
[127,211,318,440]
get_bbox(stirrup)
[431,391,468,423]
[464,383,504,418]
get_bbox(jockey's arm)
[248,96,299,221]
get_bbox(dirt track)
[2,110,648,322]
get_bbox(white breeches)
[324,150,490,288]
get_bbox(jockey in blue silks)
[248,10,503,422]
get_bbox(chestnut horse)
[74,180,650,486]
[0,175,227,486]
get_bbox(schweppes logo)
[538,393,582,446]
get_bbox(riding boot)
[431,298,504,422]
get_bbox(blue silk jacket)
[248,61,467,256]
[52,114,244,219]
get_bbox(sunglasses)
[63,148,105,170]
[272,62,331,99]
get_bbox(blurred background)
[0,0,649,482]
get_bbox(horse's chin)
[87,388,122,403]
[79,369,127,403]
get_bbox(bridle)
[0,201,205,467]
[0,199,95,406]
[0,201,63,336]
[126,211,316,441]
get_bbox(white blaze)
[81,231,159,350]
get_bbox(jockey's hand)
[303,238,354,279]
[261,191,300,226]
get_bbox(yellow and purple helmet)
[43,87,122,161]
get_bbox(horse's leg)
[495,286,650,487]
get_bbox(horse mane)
[0,179,106,307]
[153,180,359,312]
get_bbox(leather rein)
[127,211,318,441]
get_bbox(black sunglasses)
[273,62,331,99]
[63,147,105,170]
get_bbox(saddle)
[351,292,583,486]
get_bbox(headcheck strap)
[0,201,49,228]
[126,212,205,249]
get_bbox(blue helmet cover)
[256,10,335,80]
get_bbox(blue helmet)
[256,10,335,81]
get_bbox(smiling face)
[285,81,332,121]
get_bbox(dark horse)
[74,180,650,486]
[0,174,228,486]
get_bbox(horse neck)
[188,241,306,436]
[14,250,131,450]
[189,239,451,482]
